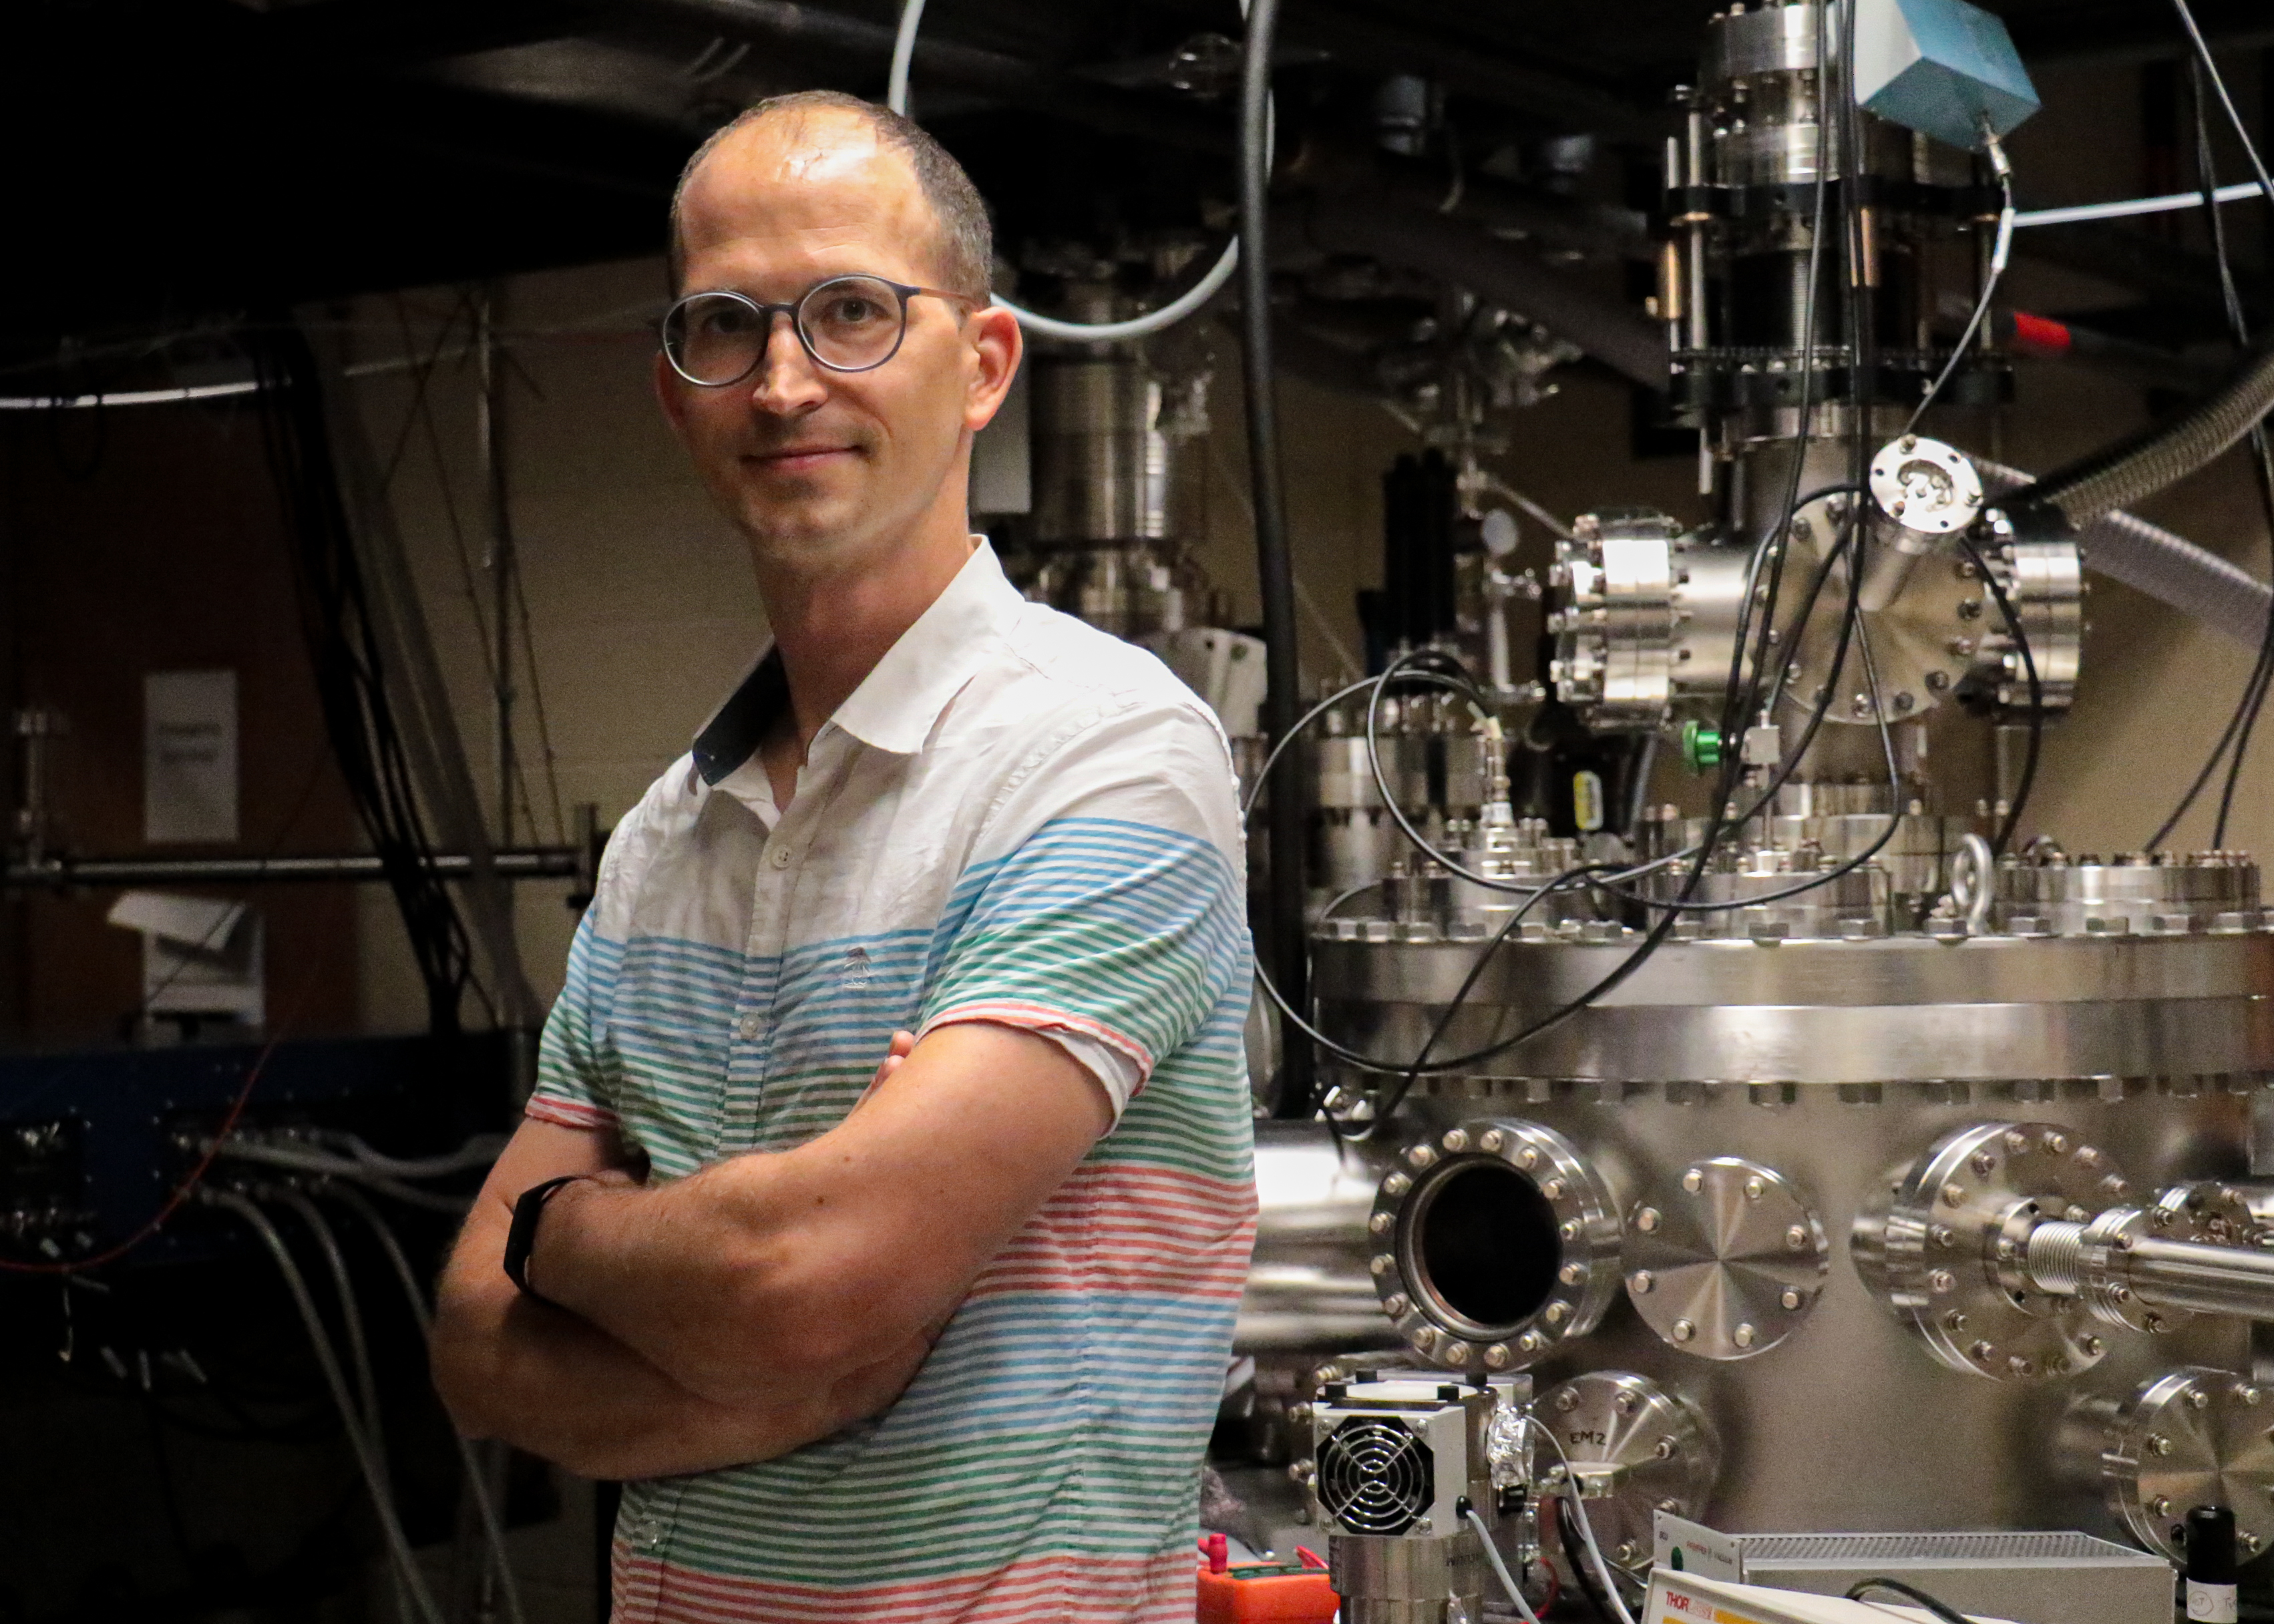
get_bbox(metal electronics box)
[1716,1530,2171,1624]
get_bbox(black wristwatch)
[503,1175,589,1305]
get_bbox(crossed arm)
[430,1022,1111,1480]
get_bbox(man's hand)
[433,1118,932,1479]
[530,1022,1111,1408]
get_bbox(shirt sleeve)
[914,694,1250,1119]
[522,907,621,1131]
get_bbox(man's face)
[658,114,1018,577]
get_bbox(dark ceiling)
[1,0,2266,373]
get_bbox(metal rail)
[3,848,582,889]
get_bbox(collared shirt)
[525,540,1258,1624]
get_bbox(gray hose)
[327,1185,529,1624]
[1978,459,2273,645]
[206,1190,447,1624]
[2004,338,2274,528]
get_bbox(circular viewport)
[1408,1158,1563,1337]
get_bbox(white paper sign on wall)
[144,669,239,845]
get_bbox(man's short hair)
[668,90,993,300]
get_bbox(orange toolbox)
[1195,1534,1339,1623]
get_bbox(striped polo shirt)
[524,540,1258,1623]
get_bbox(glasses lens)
[665,292,770,385]
[798,277,907,371]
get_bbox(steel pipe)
[4,848,582,889]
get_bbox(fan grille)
[1317,1416,1435,1536]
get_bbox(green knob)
[1682,721,1723,773]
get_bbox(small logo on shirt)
[841,945,870,990]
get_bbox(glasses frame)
[660,275,981,385]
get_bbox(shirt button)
[735,1016,761,1041]
[770,844,794,869]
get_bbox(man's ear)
[653,351,691,439]
[962,304,1022,434]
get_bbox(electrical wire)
[206,1191,447,1624]
[1845,1578,1975,1624]
[1905,120,2013,433]
[268,1189,408,1624]
[207,1143,474,1214]
[1955,538,2042,854]
[1467,1506,1543,1624]
[318,1132,508,1180]
[885,0,1246,344]
[1530,1421,1640,1624]
[328,1185,528,1624]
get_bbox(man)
[429,90,1258,1624]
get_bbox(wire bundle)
[244,325,479,1033]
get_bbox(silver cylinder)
[1238,1123,1401,1353]
[1328,1533,1485,1624]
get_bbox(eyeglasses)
[660,275,978,385]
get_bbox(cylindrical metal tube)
[2118,1235,2274,1321]
[1236,1122,1398,1352]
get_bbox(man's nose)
[748,311,827,415]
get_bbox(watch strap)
[504,1174,589,1304]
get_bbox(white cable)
[320,1132,508,1180]
[208,1191,447,1624]
[1466,1506,1544,1624]
[886,0,1251,345]
[2014,180,2259,228]
[328,1185,528,1624]
[210,1143,473,1213]
[1528,1418,1640,1624]
[269,1190,409,1624]
[1905,120,2012,434]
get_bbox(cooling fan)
[1316,1415,1437,1535]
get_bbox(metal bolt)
[1384,1293,1410,1316]
[1673,1319,1696,1342]
[1407,1145,1437,1171]
[2142,1311,2165,1332]
[1971,1152,1998,1177]
[2082,1336,2105,1356]
[1631,1270,1656,1295]
[2076,1145,2101,1168]
[1370,1253,1395,1276]
[1929,1269,1955,1294]
[2008,1355,2035,1376]
[2044,1132,2070,1155]
[1479,1129,1507,1154]
[1441,1129,1470,1153]
[1943,1183,1968,1207]
[1369,1212,1394,1235]
[1658,1498,1682,1514]
[1484,1344,1512,1369]
[1410,1328,1437,1354]
[2149,1434,2172,1456]
[1542,1178,1567,1201]
[2241,1386,2263,1407]
[1555,1388,1580,1413]
[2244,1534,2262,1556]
[1441,1340,1471,1364]
[1744,1175,1766,1201]
[1560,1219,1581,1242]
[1545,1302,1568,1326]
[1616,1542,1640,1563]
[1519,1330,1545,1352]
[1517,1147,1539,1170]
[1559,1263,1585,1286]
[2150,1496,2172,1518]
[2103,1175,2129,1199]
[1734,1323,1758,1348]
[1944,1311,1967,1332]
[2190,1390,2211,1411]
[1637,1207,1662,1233]
[1654,1437,1680,1460]
[1683,1167,1704,1193]
[1786,1223,1811,1251]
[1971,1340,1996,1362]
[1782,1287,1806,1311]
[2004,1130,2030,1155]
[1384,1172,1411,1197]
[1930,1224,1955,1248]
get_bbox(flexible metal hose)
[1977,459,2273,645]
[2004,337,2274,529]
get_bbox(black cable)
[1952,535,2042,854]
[246,324,479,1032]
[1239,0,1310,1117]
[1845,1578,1975,1624]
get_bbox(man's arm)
[525,1021,1111,1408]
[431,1116,929,1479]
